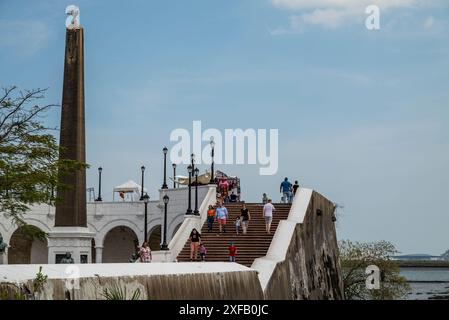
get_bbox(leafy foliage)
[32,266,48,294]
[0,86,87,238]
[339,240,410,300]
[101,283,141,300]
[0,284,27,300]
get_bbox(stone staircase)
[177,202,291,267]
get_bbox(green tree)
[0,86,86,239]
[339,240,410,300]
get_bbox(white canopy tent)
[113,180,148,202]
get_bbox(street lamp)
[185,165,193,215]
[140,165,146,200]
[161,194,169,250]
[142,193,150,242]
[172,163,177,189]
[194,167,200,215]
[209,138,215,184]
[96,167,103,201]
[162,147,168,189]
[190,153,195,173]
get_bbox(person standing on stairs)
[263,199,276,234]
[207,205,215,232]
[219,177,229,201]
[280,177,292,204]
[240,202,251,234]
[292,180,299,196]
[139,242,152,263]
[199,243,207,261]
[262,193,268,204]
[189,228,201,261]
[228,241,237,262]
[215,202,229,234]
[235,216,241,235]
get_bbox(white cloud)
[270,0,432,31]
[301,8,351,29]
[272,0,422,11]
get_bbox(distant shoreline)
[397,260,449,268]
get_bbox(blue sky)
[1,0,449,254]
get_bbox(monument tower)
[48,6,94,264]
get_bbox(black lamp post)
[96,167,103,201]
[194,167,200,215]
[161,194,169,250]
[172,163,177,189]
[142,193,150,242]
[190,153,195,173]
[140,165,145,200]
[162,147,168,189]
[209,138,215,184]
[185,165,193,215]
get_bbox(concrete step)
[176,202,291,266]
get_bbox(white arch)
[7,219,50,265]
[4,218,51,245]
[22,217,51,232]
[97,219,143,247]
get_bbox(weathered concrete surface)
[0,262,263,300]
[252,188,344,300]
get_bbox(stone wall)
[252,188,344,300]
[0,263,263,300]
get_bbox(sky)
[1,0,449,255]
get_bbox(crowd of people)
[186,197,280,262]
[217,177,239,204]
[138,177,299,263]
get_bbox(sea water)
[400,267,449,300]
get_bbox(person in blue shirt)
[280,177,292,204]
[215,202,229,234]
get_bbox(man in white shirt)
[263,199,276,234]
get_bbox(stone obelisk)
[55,27,86,227]
[48,8,94,264]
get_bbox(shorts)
[264,216,272,223]
[218,218,227,225]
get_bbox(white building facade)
[0,186,211,265]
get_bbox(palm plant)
[101,283,141,300]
